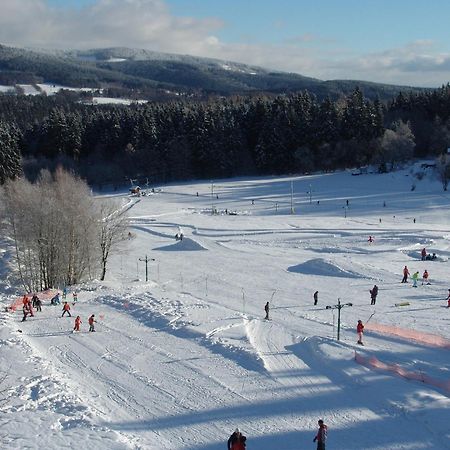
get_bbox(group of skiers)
[18,290,98,332]
[73,314,96,332]
[402,266,431,287]
[227,419,327,450]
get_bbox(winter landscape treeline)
[0,168,127,291]
[1,85,450,186]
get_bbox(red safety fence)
[366,322,450,350]
[8,289,59,312]
[355,352,450,394]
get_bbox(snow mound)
[288,258,366,278]
[154,237,207,251]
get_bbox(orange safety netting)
[366,322,450,350]
[8,289,59,311]
[355,352,450,394]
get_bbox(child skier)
[88,314,96,332]
[314,291,319,306]
[422,270,430,285]
[21,302,32,322]
[73,316,82,332]
[61,302,72,317]
[401,266,410,283]
[357,320,364,345]
[412,271,420,288]
[72,291,78,304]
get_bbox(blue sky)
[3,0,450,87]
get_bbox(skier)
[227,428,246,450]
[357,320,364,345]
[73,316,82,332]
[368,235,374,243]
[21,302,31,322]
[51,292,61,305]
[412,271,420,288]
[370,285,378,305]
[22,295,28,307]
[313,291,319,306]
[421,248,427,261]
[401,266,410,283]
[61,302,72,317]
[72,291,78,304]
[313,419,328,450]
[447,289,450,308]
[62,286,68,300]
[27,299,34,317]
[35,296,42,312]
[422,270,430,285]
[88,314,96,332]
[264,301,270,320]
[31,293,39,308]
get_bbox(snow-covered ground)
[1,165,450,449]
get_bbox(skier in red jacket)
[401,266,410,283]
[227,428,246,450]
[357,320,364,345]
[88,314,96,332]
[73,316,82,332]
[61,302,71,317]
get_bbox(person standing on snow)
[21,302,32,322]
[412,271,419,288]
[227,428,246,450]
[314,291,319,306]
[357,320,364,345]
[88,314,96,332]
[422,270,430,285]
[61,302,72,317]
[264,302,270,320]
[446,289,450,308]
[73,316,82,332]
[370,285,378,305]
[421,248,427,261]
[401,266,410,283]
[313,419,328,450]
[35,296,42,312]
[368,235,374,243]
[72,291,78,304]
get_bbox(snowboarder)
[313,419,328,450]
[368,235,374,243]
[421,248,427,261]
[412,271,419,288]
[357,320,364,345]
[73,316,82,332]
[422,270,430,285]
[88,314,96,332]
[51,292,61,305]
[313,291,319,306]
[264,301,270,320]
[227,428,246,450]
[370,285,378,305]
[61,302,72,317]
[401,266,410,283]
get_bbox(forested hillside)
[1,85,450,187]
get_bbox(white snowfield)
[1,166,450,449]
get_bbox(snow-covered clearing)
[1,166,450,449]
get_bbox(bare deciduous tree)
[1,168,128,290]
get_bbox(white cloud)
[0,1,449,87]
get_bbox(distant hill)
[0,44,428,101]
